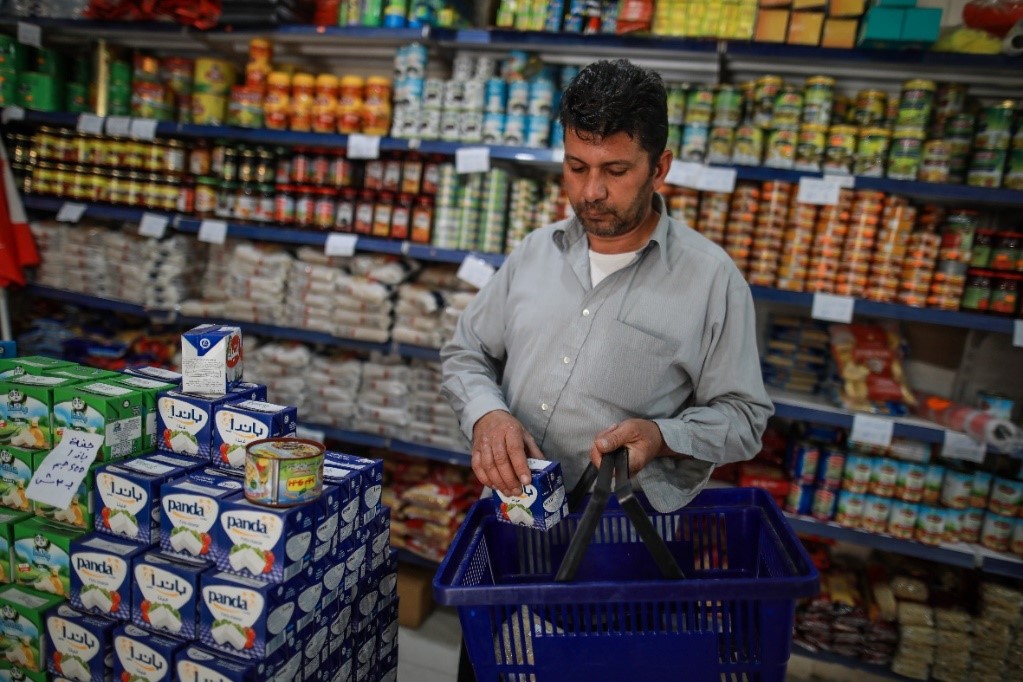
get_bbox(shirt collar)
[553,193,673,273]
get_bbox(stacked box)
[122,366,182,385]
[174,645,265,681]
[0,375,81,450]
[0,511,30,584]
[52,381,146,461]
[0,357,74,380]
[155,390,246,461]
[214,498,313,583]
[0,584,65,672]
[94,455,193,545]
[211,400,297,470]
[132,552,210,640]
[43,366,120,383]
[180,325,244,396]
[161,468,243,563]
[110,376,177,452]
[45,603,117,682]
[12,518,80,598]
[0,446,34,513]
[69,534,147,620]
[112,623,187,682]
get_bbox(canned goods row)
[11,128,187,175]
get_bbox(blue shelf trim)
[307,422,471,467]
[272,25,431,40]
[980,553,1023,579]
[26,284,153,316]
[785,514,978,569]
[396,344,443,361]
[771,399,945,445]
[453,28,722,53]
[726,40,1023,71]
[791,645,910,681]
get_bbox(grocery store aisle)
[398,606,462,682]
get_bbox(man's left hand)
[589,419,671,475]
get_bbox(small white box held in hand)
[181,325,244,395]
[493,459,568,531]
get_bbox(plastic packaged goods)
[826,323,916,416]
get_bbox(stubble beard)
[573,176,654,239]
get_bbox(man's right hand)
[471,410,544,497]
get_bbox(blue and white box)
[323,465,360,543]
[199,571,300,660]
[215,498,313,583]
[123,366,182,385]
[230,383,266,402]
[211,401,297,470]
[112,623,186,682]
[156,391,244,461]
[181,325,244,396]
[313,483,343,558]
[94,455,191,544]
[132,552,209,640]
[161,468,243,562]
[0,343,15,359]
[493,458,568,531]
[45,603,117,682]
[324,452,382,529]
[175,645,266,682]
[146,451,209,473]
[70,534,147,620]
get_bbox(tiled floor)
[397,608,894,682]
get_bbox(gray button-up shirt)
[440,193,773,512]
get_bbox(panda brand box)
[198,570,301,661]
[0,584,65,672]
[12,518,77,598]
[132,552,210,641]
[110,376,177,453]
[0,511,30,584]
[52,381,145,461]
[211,401,297,470]
[0,375,81,450]
[161,468,243,562]
[69,534,147,621]
[214,498,313,584]
[323,452,382,529]
[45,603,117,682]
[174,645,265,682]
[181,325,243,396]
[493,458,568,531]
[0,446,34,513]
[322,464,360,544]
[122,366,182,385]
[156,390,244,461]
[0,357,74,380]
[94,455,192,544]
[112,624,186,682]
[42,366,120,383]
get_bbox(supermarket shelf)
[974,546,1023,580]
[791,645,910,681]
[750,286,1017,335]
[25,284,156,316]
[301,422,471,467]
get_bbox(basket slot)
[719,673,758,682]
[464,535,496,587]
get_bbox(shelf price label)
[849,414,894,449]
[138,213,169,239]
[197,219,228,245]
[104,116,132,138]
[1,106,25,125]
[56,202,87,223]
[76,114,105,136]
[325,233,358,257]
[697,167,737,193]
[1014,320,1023,348]
[665,161,703,188]
[26,430,102,510]
[811,293,855,323]
[456,147,491,174]
[130,118,159,141]
[17,22,42,48]
[941,430,987,463]
[457,255,496,289]
[347,134,381,159]
[797,177,841,205]
[822,171,856,188]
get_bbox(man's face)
[562,127,668,239]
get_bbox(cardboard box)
[12,518,79,598]
[858,7,904,46]
[0,584,65,671]
[111,376,177,452]
[156,390,243,461]
[0,375,81,450]
[0,511,31,584]
[43,366,120,383]
[199,570,301,660]
[396,564,434,629]
[755,8,791,41]
[45,603,117,682]
[52,381,146,461]
[901,6,941,44]
[175,645,266,681]
[69,533,147,621]
[0,446,34,513]
[829,0,866,16]
[122,366,182,385]
[794,0,825,9]
[160,468,243,562]
[211,400,297,470]
[112,623,186,682]
[788,11,825,44]
[0,357,74,381]
[133,552,210,640]
[493,458,568,531]
[214,497,314,583]
[822,17,860,47]
[94,455,193,545]
[181,325,243,396]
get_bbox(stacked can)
[456,173,484,251]
[746,182,791,286]
[805,189,853,294]
[108,58,132,116]
[678,84,712,162]
[391,43,428,139]
[720,184,755,269]
[898,207,942,307]
[834,191,883,297]
[928,210,979,310]
[962,229,1023,315]
[477,168,509,254]
[506,178,538,251]
[431,163,460,249]
[776,199,816,292]
[665,85,687,157]
[191,57,236,126]
[697,192,730,244]
[707,84,741,164]
[784,441,820,518]
[942,112,975,184]
[968,101,1014,188]
[0,35,30,106]
[864,198,916,303]
[667,189,701,232]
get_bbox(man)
[441,59,772,515]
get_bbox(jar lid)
[292,73,316,88]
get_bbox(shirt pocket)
[598,319,678,413]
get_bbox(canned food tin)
[706,126,734,164]
[245,438,325,507]
[731,124,763,166]
[681,122,709,162]
[754,76,782,128]
[945,112,975,140]
[855,127,891,177]
[785,482,814,515]
[887,128,924,181]
[817,449,845,489]
[812,487,837,521]
[862,495,892,533]
[967,149,1006,188]
[870,457,899,497]
[834,490,866,528]
[888,501,919,540]
[193,58,236,95]
[919,140,950,183]
[895,461,927,503]
[794,124,826,172]
[941,469,973,510]
[686,86,714,124]
[971,471,993,509]
[854,89,887,127]
[989,477,1023,516]
[915,506,946,545]
[823,125,857,174]
[982,512,1014,552]
[896,79,935,129]
[842,452,873,494]
[772,86,803,129]
[788,443,819,484]
[667,86,687,125]
[765,127,797,169]
[713,84,743,127]
[961,507,985,544]
[802,76,834,126]
[923,464,944,505]
[975,101,1014,150]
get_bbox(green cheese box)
[42,366,120,383]
[13,518,82,599]
[0,375,82,451]
[0,511,31,585]
[110,376,177,453]
[52,382,146,461]
[0,584,65,672]
[0,358,75,381]
[0,661,47,681]
[32,455,99,531]
[0,447,34,513]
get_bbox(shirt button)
[582,309,590,317]
[562,356,570,364]
[541,403,548,411]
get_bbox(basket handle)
[556,448,685,582]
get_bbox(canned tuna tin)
[244,437,325,507]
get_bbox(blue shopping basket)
[434,450,820,682]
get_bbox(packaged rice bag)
[827,323,916,416]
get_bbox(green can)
[855,127,891,177]
[0,69,17,107]
[0,35,28,72]
[713,84,743,127]
[109,60,132,88]
[772,85,804,129]
[802,75,835,126]
[17,72,57,111]
[967,149,1007,188]
[65,83,89,113]
[887,128,925,181]
[732,122,763,166]
[667,86,687,126]
[896,79,935,129]
[685,86,714,124]
[34,48,64,77]
[1005,149,1023,190]
[975,101,1014,151]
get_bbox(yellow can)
[854,127,891,177]
[192,93,228,125]
[248,37,273,65]
[193,58,237,95]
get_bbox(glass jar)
[190,140,212,176]
[401,153,423,194]
[971,230,995,268]
[264,71,291,130]
[411,194,434,243]
[310,149,330,186]
[221,145,239,182]
[335,187,357,231]
[237,148,257,184]
[235,184,259,221]
[382,154,402,192]
[961,270,992,312]
[991,232,1021,271]
[329,154,354,188]
[164,139,187,174]
[373,190,394,237]
[391,192,412,240]
[216,181,238,218]
[275,148,292,185]
[178,179,196,214]
[337,75,365,134]
[291,148,311,185]
[124,172,144,206]
[195,177,220,216]
[290,72,315,132]
[354,189,376,234]
[274,185,297,225]
[295,186,316,227]
[254,148,275,185]
[313,188,336,230]
[990,273,1020,315]
[106,171,126,205]
[257,184,275,223]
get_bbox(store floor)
[397,608,893,682]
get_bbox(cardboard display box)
[397,563,435,629]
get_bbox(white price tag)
[849,414,894,449]
[26,430,103,510]
[457,255,496,289]
[56,202,87,223]
[347,134,381,159]
[811,293,855,323]
[696,167,738,193]
[822,171,856,188]
[1,106,25,124]
[551,147,565,163]
[456,147,491,174]
[797,177,841,205]
[76,114,105,135]
[138,213,169,239]
[197,219,228,244]
[296,425,327,442]
[1014,319,1023,348]
[665,160,703,188]
[325,233,359,257]
[17,22,42,48]
[942,430,987,463]
[130,118,159,141]
[104,116,132,137]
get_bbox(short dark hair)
[558,59,668,167]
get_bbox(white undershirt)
[589,249,639,287]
